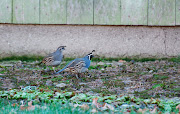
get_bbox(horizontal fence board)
[13,0,39,24]
[176,0,180,25]
[40,0,66,24]
[94,0,121,25]
[148,0,175,26]
[67,0,93,24]
[0,0,12,23]
[121,0,148,25]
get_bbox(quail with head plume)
[42,46,66,72]
[56,50,95,78]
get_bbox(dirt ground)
[0,59,179,99]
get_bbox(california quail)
[42,46,66,72]
[56,50,95,78]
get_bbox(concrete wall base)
[0,24,180,58]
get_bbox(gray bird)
[56,50,95,78]
[42,46,66,72]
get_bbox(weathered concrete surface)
[0,24,180,58]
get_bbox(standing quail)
[42,46,66,72]
[56,50,95,78]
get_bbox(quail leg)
[52,67,56,73]
[75,73,79,79]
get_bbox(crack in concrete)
[162,28,167,56]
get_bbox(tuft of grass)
[152,84,165,89]
[0,55,43,62]
[0,55,180,62]
[173,87,180,92]
[92,57,180,62]
[63,57,75,61]
[92,57,158,62]
[169,56,180,62]
[92,57,119,62]
[153,74,169,80]
[134,90,151,99]
[103,79,125,88]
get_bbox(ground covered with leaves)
[0,57,180,113]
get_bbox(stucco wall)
[0,24,180,58]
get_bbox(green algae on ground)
[0,89,179,113]
[1,55,180,62]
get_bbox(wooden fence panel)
[0,0,12,23]
[13,0,23,23]
[40,0,66,24]
[67,0,93,24]
[23,0,39,24]
[148,0,175,26]
[176,0,180,25]
[94,0,121,25]
[13,0,39,24]
[121,0,148,25]
[1,0,179,26]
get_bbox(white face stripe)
[88,55,90,60]
[88,53,93,60]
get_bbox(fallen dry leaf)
[74,104,79,108]
[20,101,35,111]
[91,108,98,113]
[119,60,126,63]
[12,103,19,107]
[121,109,131,114]
[20,106,26,111]
[92,97,115,112]
[80,104,89,110]
[101,103,115,111]
[101,103,108,111]
[137,108,148,114]
[27,101,35,111]
[150,105,157,114]
[176,104,180,113]
[92,98,101,109]
[20,101,26,111]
